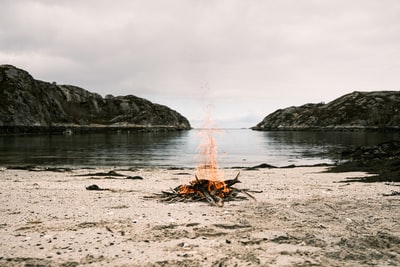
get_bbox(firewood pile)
[151,172,256,207]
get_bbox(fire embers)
[155,172,256,207]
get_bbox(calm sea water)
[0,129,399,168]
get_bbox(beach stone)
[126,175,144,180]
[85,184,102,191]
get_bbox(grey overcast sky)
[1,0,400,128]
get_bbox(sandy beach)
[1,166,399,266]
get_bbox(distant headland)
[0,65,191,135]
[252,91,400,132]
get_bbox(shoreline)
[0,125,191,136]
[1,166,399,266]
[2,162,335,170]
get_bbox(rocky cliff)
[0,65,191,134]
[252,91,400,131]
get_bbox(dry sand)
[0,166,399,266]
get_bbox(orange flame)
[177,106,232,201]
[195,108,231,196]
[195,107,224,182]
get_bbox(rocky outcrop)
[328,140,400,182]
[252,91,400,131]
[0,65,191,134]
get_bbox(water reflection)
[0,129,399,168]
[0,131,192,168]
[259,131,400,165]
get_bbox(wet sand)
[1,167,399,266]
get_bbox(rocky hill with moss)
[252,91,400,131]
[0,65,191,134]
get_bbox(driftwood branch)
[149,172,257,206]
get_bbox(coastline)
[251,126,400,132]
[1,166,399,266]
[0,125,191,136]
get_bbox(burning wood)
[151,114,257,206]
[152,172,256,207]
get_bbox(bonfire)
[155,171,256,207]
[153,119,256,206]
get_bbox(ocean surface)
[0,129,399,168]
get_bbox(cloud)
[1,0,400,127]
